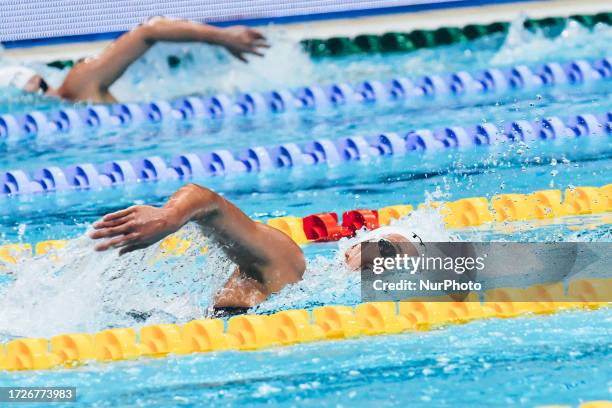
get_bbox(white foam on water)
[0,223,234,339]
[492,16,612,66]
[110,28,316,102]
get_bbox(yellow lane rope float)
[0,279,610,371]
[0,184,610,371]
[537,400,612,408]
[1,184,610,264]
[539,402,612,408]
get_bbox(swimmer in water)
[90,183,420,311]
[0,17,269,103]
[92,184,598,315]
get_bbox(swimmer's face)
[344,233,418,271]
[23,74,50,95]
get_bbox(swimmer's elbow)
[184,182,211,195]
[139,17,188,44]
[186,183,221,206]
[134,17,175,45]
[186,183,224,220]
[138,24,157,45]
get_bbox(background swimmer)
[0,17,269,103]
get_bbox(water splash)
[0,223,234,339]
[492,16,612,66]
[110,28,316,102]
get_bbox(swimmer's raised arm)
[60,18,269,101]
[90,183,305,307]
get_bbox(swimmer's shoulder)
[58,58,116,103]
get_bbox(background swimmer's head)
[344,231,419,271]
[0,66,50,95]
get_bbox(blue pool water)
[0,17,611,406]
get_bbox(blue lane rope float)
[1,111,610,196]
[0,57,610,139]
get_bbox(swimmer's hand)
[219,26,270,62]
[90,206,180,255]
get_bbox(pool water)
[0,16,611,407]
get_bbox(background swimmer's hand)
[90,205,181,255]
[220,26,270,62]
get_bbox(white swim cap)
[0,66,38,90]
[339,225,426,261]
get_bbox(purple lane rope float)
[0,57,609,140]
[1,110,610,196]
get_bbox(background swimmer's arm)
[63,17,269,95]
[91,183,305,307]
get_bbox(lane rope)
[1,183,610,263]
[1,57,609,141]
[0,280,609,372]
[2,109,610,196]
